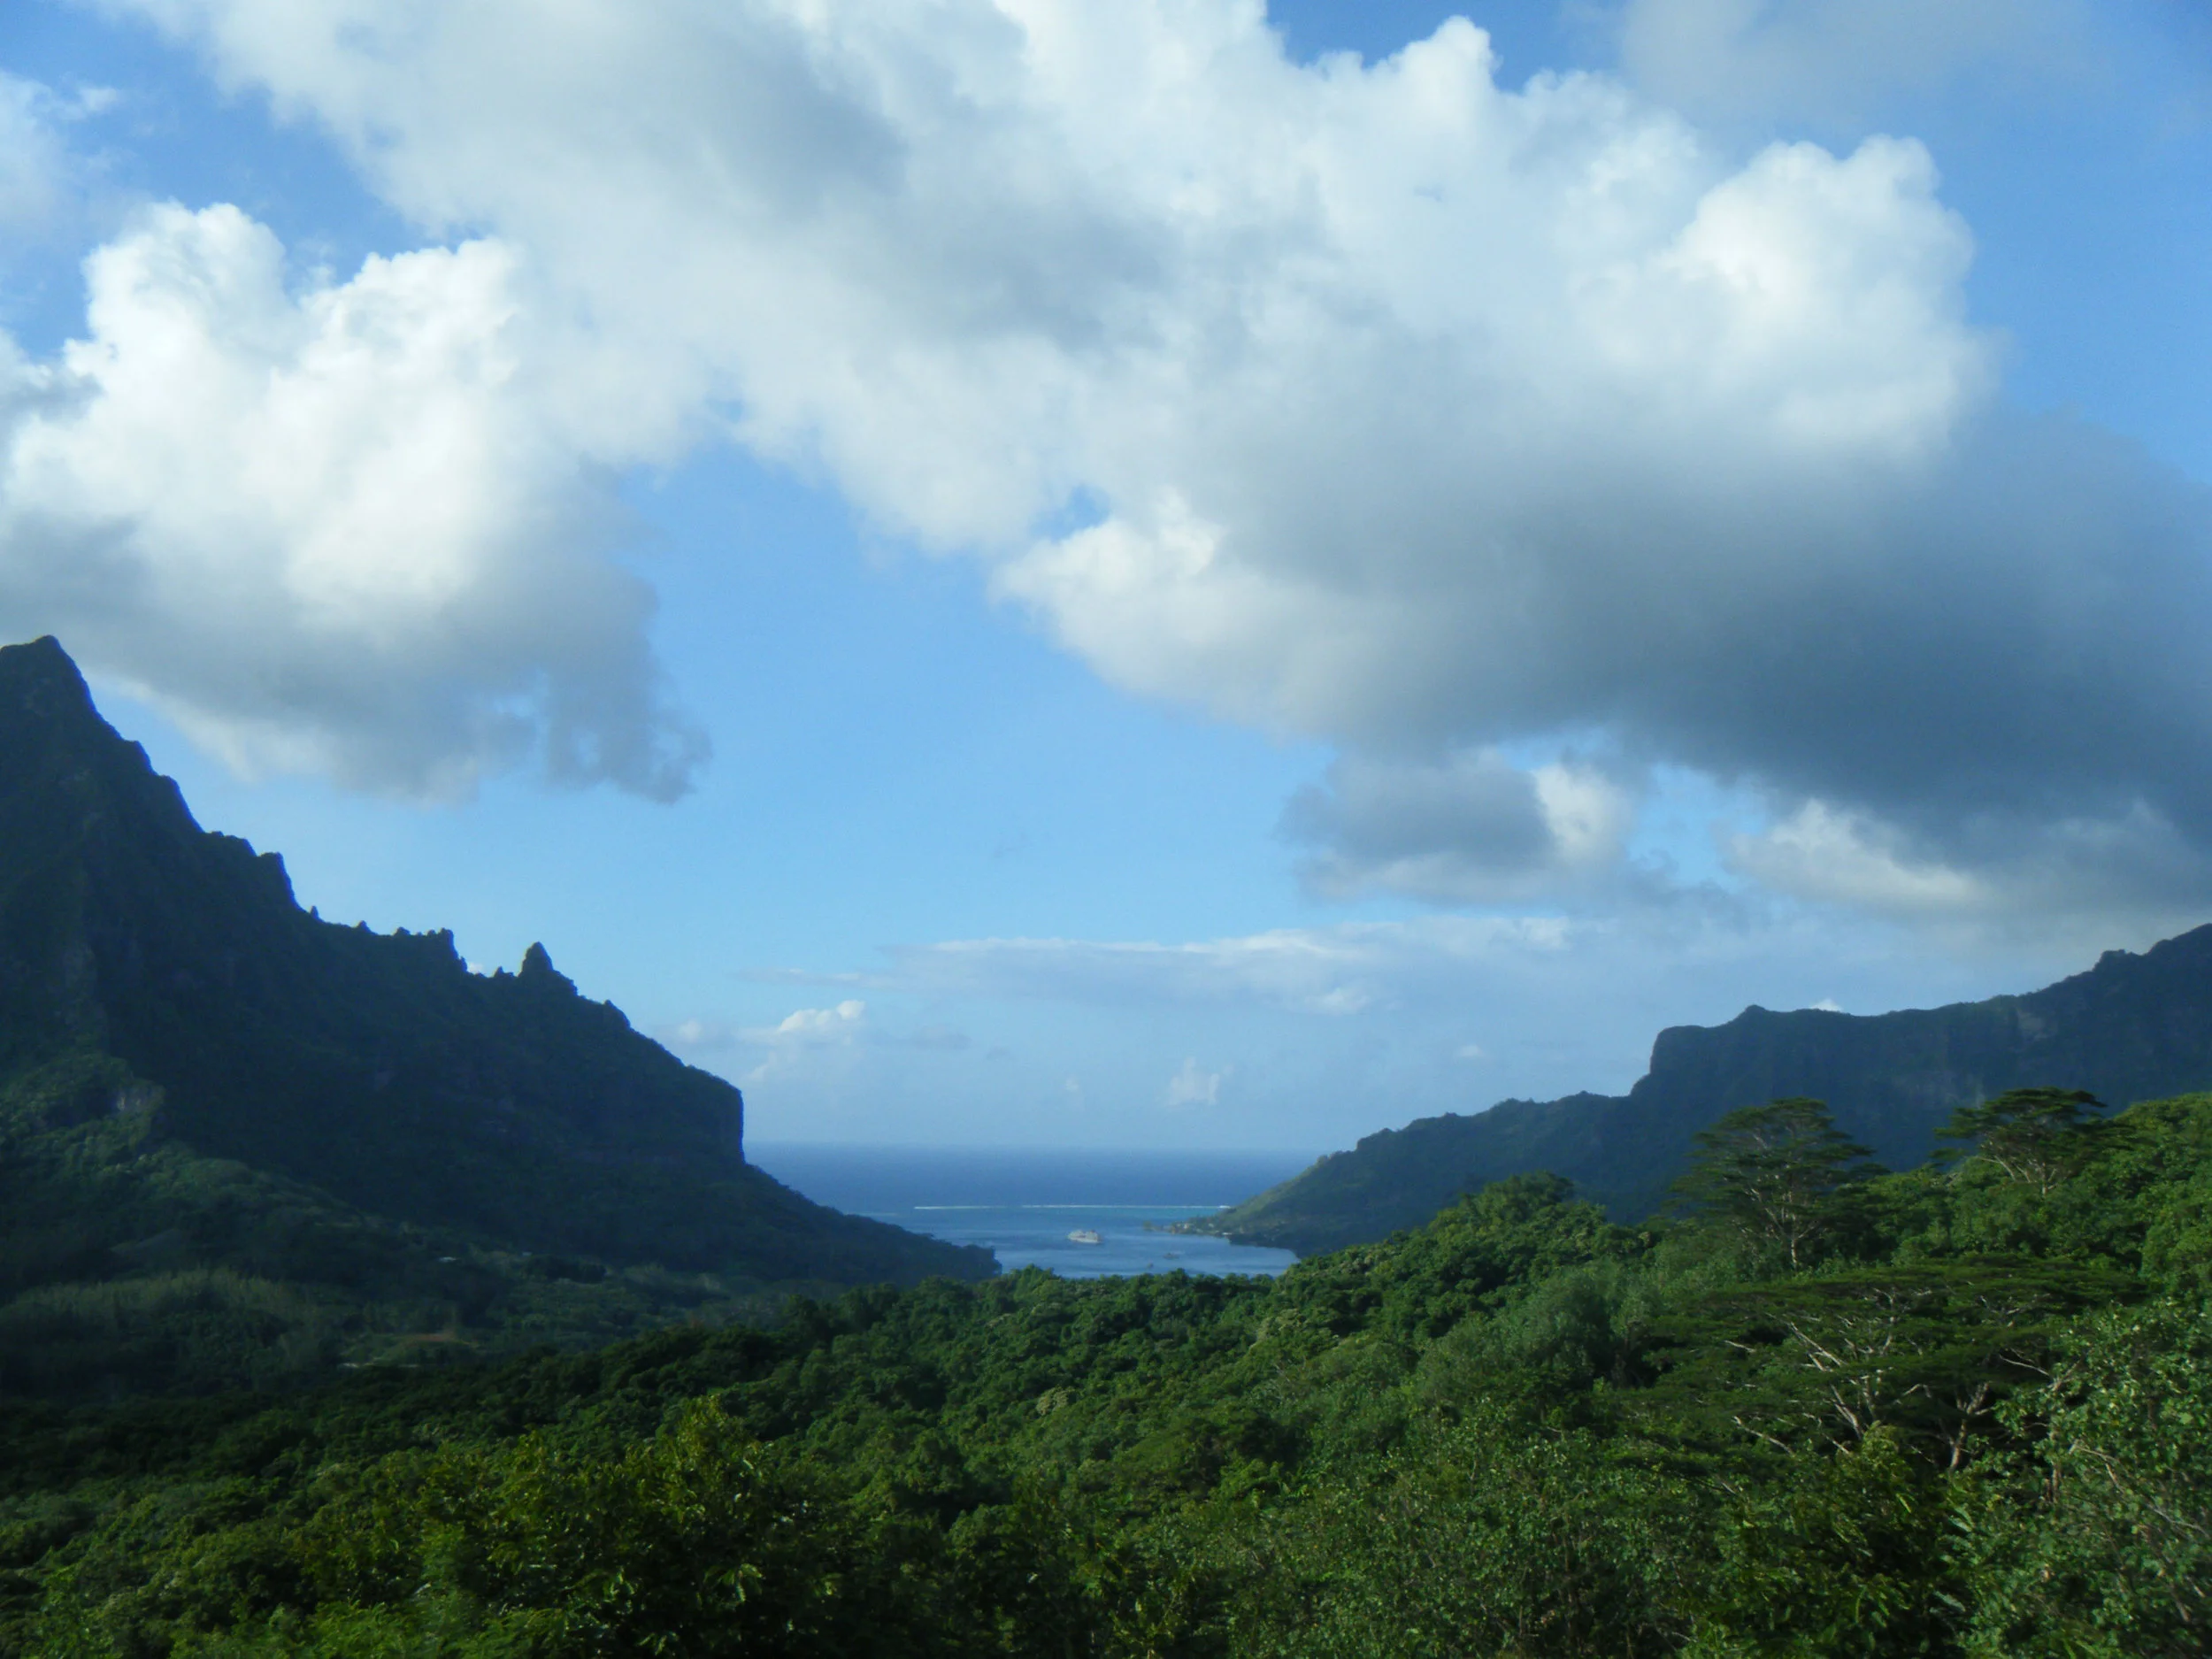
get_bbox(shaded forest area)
[3,1088,2208,1655]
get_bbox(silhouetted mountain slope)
[0,635,989,1297]
[1197,926,2212,1253]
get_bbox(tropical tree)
[1962,1295,2212,1656]
[1671,1097,1880,1269]
[1937,1087,2108,1194]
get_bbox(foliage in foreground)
[4,1091,2210,1657]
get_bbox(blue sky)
[1,1,2207,1151]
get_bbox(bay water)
[749,1144,1312,1279]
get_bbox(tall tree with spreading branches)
[1672,1096,1882,1269]
[1936,1087,2108,1194]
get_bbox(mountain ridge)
[1194,923,2212,1254]
[0,634,989,1395]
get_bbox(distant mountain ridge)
[0,635,988,1293]
[1194,925,2212,1255]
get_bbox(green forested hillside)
[1194,924,2212,1253]
[4,1090,2206,1657]
[0,1051,902,1400]
[0,635,990,1372]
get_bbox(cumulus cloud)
[40,1,2212,917]
[1729,800,1988,915]
[664,999,969,1076]
[762,1000,870,1040]
[0,197,705,798]
[726,998,871,1085]
[1164,1056,1229,1110]
[1282,748,1638,901]
[1730,795,2212,935]
[660,1017,739,1051]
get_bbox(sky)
[0,0,2208,1153]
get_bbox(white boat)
[1066,1228,1102,1245]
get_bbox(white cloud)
[1164,1056,1229,1110]
[983,125,1997,745]
[1725,794,2212,943]
[0,202,703,798]
[1283,748,1639,902]
[1729,800,1987,914]
[665,997,967,1083]
[764,999,870,1040]
[26,0,2212,921]
[728,998,870,1085]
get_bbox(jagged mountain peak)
[1,634,204,831]
[1,633,96,712]
[518,940,577,993]
[0,636,989,1287]
[0,635,297,918]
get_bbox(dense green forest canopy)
[4,1089,2208,1657]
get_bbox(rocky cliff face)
[0,636,987,1285]
[1198,926,2212,1255]
[1629,931,2212,1172]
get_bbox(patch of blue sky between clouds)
[1619,765,1770,896]
[1030,487,1113,544]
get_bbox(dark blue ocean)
[749,1144,1312,1279]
